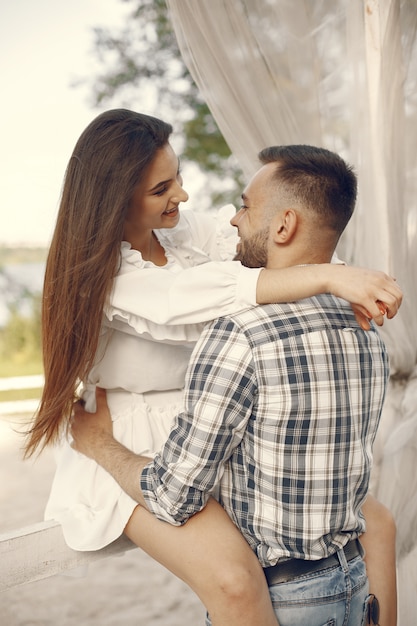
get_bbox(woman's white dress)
[44,207,262,550]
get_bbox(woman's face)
[126,143,189,232]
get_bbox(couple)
[26,110,400,625]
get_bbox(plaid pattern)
[141,294,389,566]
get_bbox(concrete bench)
[0,519,135,592]
[1,378,135,592]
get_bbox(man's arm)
[71,388,150,509]
[71,317,255,524]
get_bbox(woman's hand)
[327,265,402,330]
[256,264,403,330]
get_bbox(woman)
[25,109,399,625]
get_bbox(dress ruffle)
[45,389,183,551]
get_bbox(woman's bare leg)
[124,497,279,626]
[362,495,397,626]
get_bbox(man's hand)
[70,387,114,461]
[70,387,150,508]
[328,266,403,330]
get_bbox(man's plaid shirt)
[141,294,389,566]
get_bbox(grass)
[0,357,43,402]
[0,388,43,403]
[0,358,43,379]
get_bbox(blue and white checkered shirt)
[141,294,389,566]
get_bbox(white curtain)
[166,1,417,622]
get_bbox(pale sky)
[0,0,132,247]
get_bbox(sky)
[0,0,132,247]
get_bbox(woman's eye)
[154,186,168,196]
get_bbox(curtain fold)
[166,1,417,621]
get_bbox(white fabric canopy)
[166,1,417,621]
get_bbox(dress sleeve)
[106,261,261,333]
[155,204,239,263]
[195,204,240,261]
[105,207,260,340]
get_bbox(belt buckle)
[366,594,380,625]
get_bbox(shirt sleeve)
[140,317,256,524]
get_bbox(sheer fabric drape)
[166,1,417,622]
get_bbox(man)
[72,145,390,624]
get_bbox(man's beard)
[233,226,269,268]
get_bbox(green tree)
[87,0,244,208]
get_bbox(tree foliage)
[88,0,244,206]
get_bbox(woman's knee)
[205,558,266,605]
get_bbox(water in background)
[0,262,45,326]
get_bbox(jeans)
[269,550,369,626]
[204,549,369,626]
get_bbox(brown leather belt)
[264,539,362,586]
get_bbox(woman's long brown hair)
[24,109,172,457]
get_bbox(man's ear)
[271,209,298,244]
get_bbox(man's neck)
[266,251,333,269]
